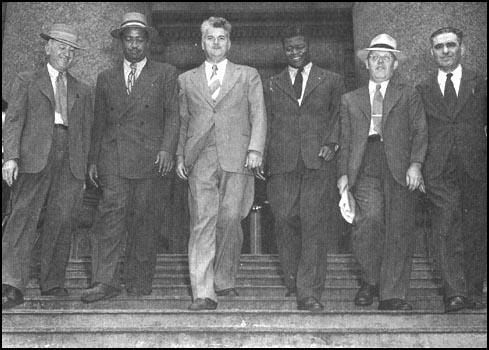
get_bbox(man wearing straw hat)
[81,12,179,303]
[2,24,92,308]
[337,33,428,310]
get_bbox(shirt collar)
[438,64,462,81]
[47,63,65,79]
[368,79,389,93]
[124,57,147,70]
[205,58,228,71]
[288,61,313,76]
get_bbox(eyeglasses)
[433,42,458,50]
[369,54,393,63]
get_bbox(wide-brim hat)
[110,12,157,39]
[40,23,84,49]
[357,33,406,62]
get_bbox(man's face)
[121,27,149,63]
[201,27,231,63]
[283,36,310,69]
[45,40,75,72]
[366,50,398,83]
[431,32,464,72]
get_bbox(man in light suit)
[176,17,267,310]
[2,24,92,308]
[81,12,180,302]
[265,25,345,312]
[337,34,428,310]
[416,27,487,312]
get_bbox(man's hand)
[318,144,337,161]
[406,162,424,192]
[245,150,263,171]
[176,156,188,181]
[337,175,348,195]
[88,164,99,188]
[2,159,18,187]
[253,165,266,181]
[155,150,174,176]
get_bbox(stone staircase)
[2,254,487,347]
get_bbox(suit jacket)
[88,59,180,179]
[416,67,487,181]
[3,66,93,180]
[338,75,428,187]
[265,64,345,174]
[177,61,267,174]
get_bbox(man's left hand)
[155,150,174,176]
[318,144,337,161]
[245,150,263,174]
[406,162,424,192]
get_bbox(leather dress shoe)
[81,283,120,303]
[378,298,413,311]
[297,296,324,312]
[445,296,477,313]
[216,288,239,297]
[354,282,378,306]
[188,298,218,310]
[2,284,24,309]
[41,287,69,297]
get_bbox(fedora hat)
[110,12,157,38]
[40,23,84,49]
[357,33,406,62]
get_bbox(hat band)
[370,43,395,50]
[120,20,148,28]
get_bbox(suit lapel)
[427,73,449,116]
[454,68,475,117]
[37,67,55,110]
[128,60,159,102]
[273,68,297,102]
[301,65,323,103]
[66,73,77,117]
[190,63,215,108]
[214,61,240,105]
[382,80,402,129]
[356,86,371,121]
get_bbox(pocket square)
[339,190,356,224]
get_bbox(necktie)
[371,84,383,137]
[293,67,303,100]
[444,72,457,113]
[208,64,220,100]
[55,71,68,125]
[127,63,137,95]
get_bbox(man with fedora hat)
[81,12,179,302]
[337,33,428,310]
[2,23,92,308]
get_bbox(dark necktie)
[444,72,457,113]
[127,63,137,95]
[293,67,304,100]
[55,71,68,125]
[371,84,383,137]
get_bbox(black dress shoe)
[41,287,69,297]
[2,284,24,309]
[188,298,218,310]
[81,283,120,303]
[445,296,477,313]
[378,298,413,311]
[216,288,239,297]
[297,296,324,312]
[354,282,378,306]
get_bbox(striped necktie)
[127,63,137,95]
[371,84,383,138]
[208,64,220,100]
[55,71,68,125]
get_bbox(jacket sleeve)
[247,68,267,155]
[337,93,351,178]
[160,66,180,154]
[409,88,428,164]
[262,77,273,168]
[176,74,189,158]
[87,73,107,166]
[322,74,346,146]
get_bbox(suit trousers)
[2,126,83,293]
[425,148,487,298]
[352,137,416,300]
[187,131,254,301]
[91,174,169,291]
[268,156,336,301]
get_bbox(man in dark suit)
[2,24,92,308]
[81,12,180,302]
[416,27,487,312]
[337,34,428,311]
[265,25,345,312]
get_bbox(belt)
[54,124,68,130]
[367,134,382,142]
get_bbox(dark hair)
[280,25,309,46]
[430,26,463,45]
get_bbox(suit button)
[213,110,216,113]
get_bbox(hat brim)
[40,33,84,50]
[110,25,158,39]
[357,47,407,62]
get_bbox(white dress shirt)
[437,64,462,97]
[123,57,147,89]
[205,59,228,100]
[288,61,312,106]
[368,79,389,136]
[47,63,67,125]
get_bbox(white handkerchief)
[339,190,355,224]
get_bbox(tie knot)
[130,63,137,71]
[57,71,64,80]
[297,66,304,74]
[376,84,381,91]
[212,64,218,74]
[446,73,453,80]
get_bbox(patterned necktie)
[55,71,68,125]
[208,64,220,100]
[127,63,137,95]
[371,84,383,137]
[444,72,457,113]
[293,66,304,100]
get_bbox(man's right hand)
[88,164,99,188]
[337,175,348,195]
[2,159,18,187]
[176,157,188,180]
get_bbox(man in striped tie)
[337,34,428,310]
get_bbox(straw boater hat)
[40,23,84,49]
[356,33,407,62]
[110,12,157,38]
